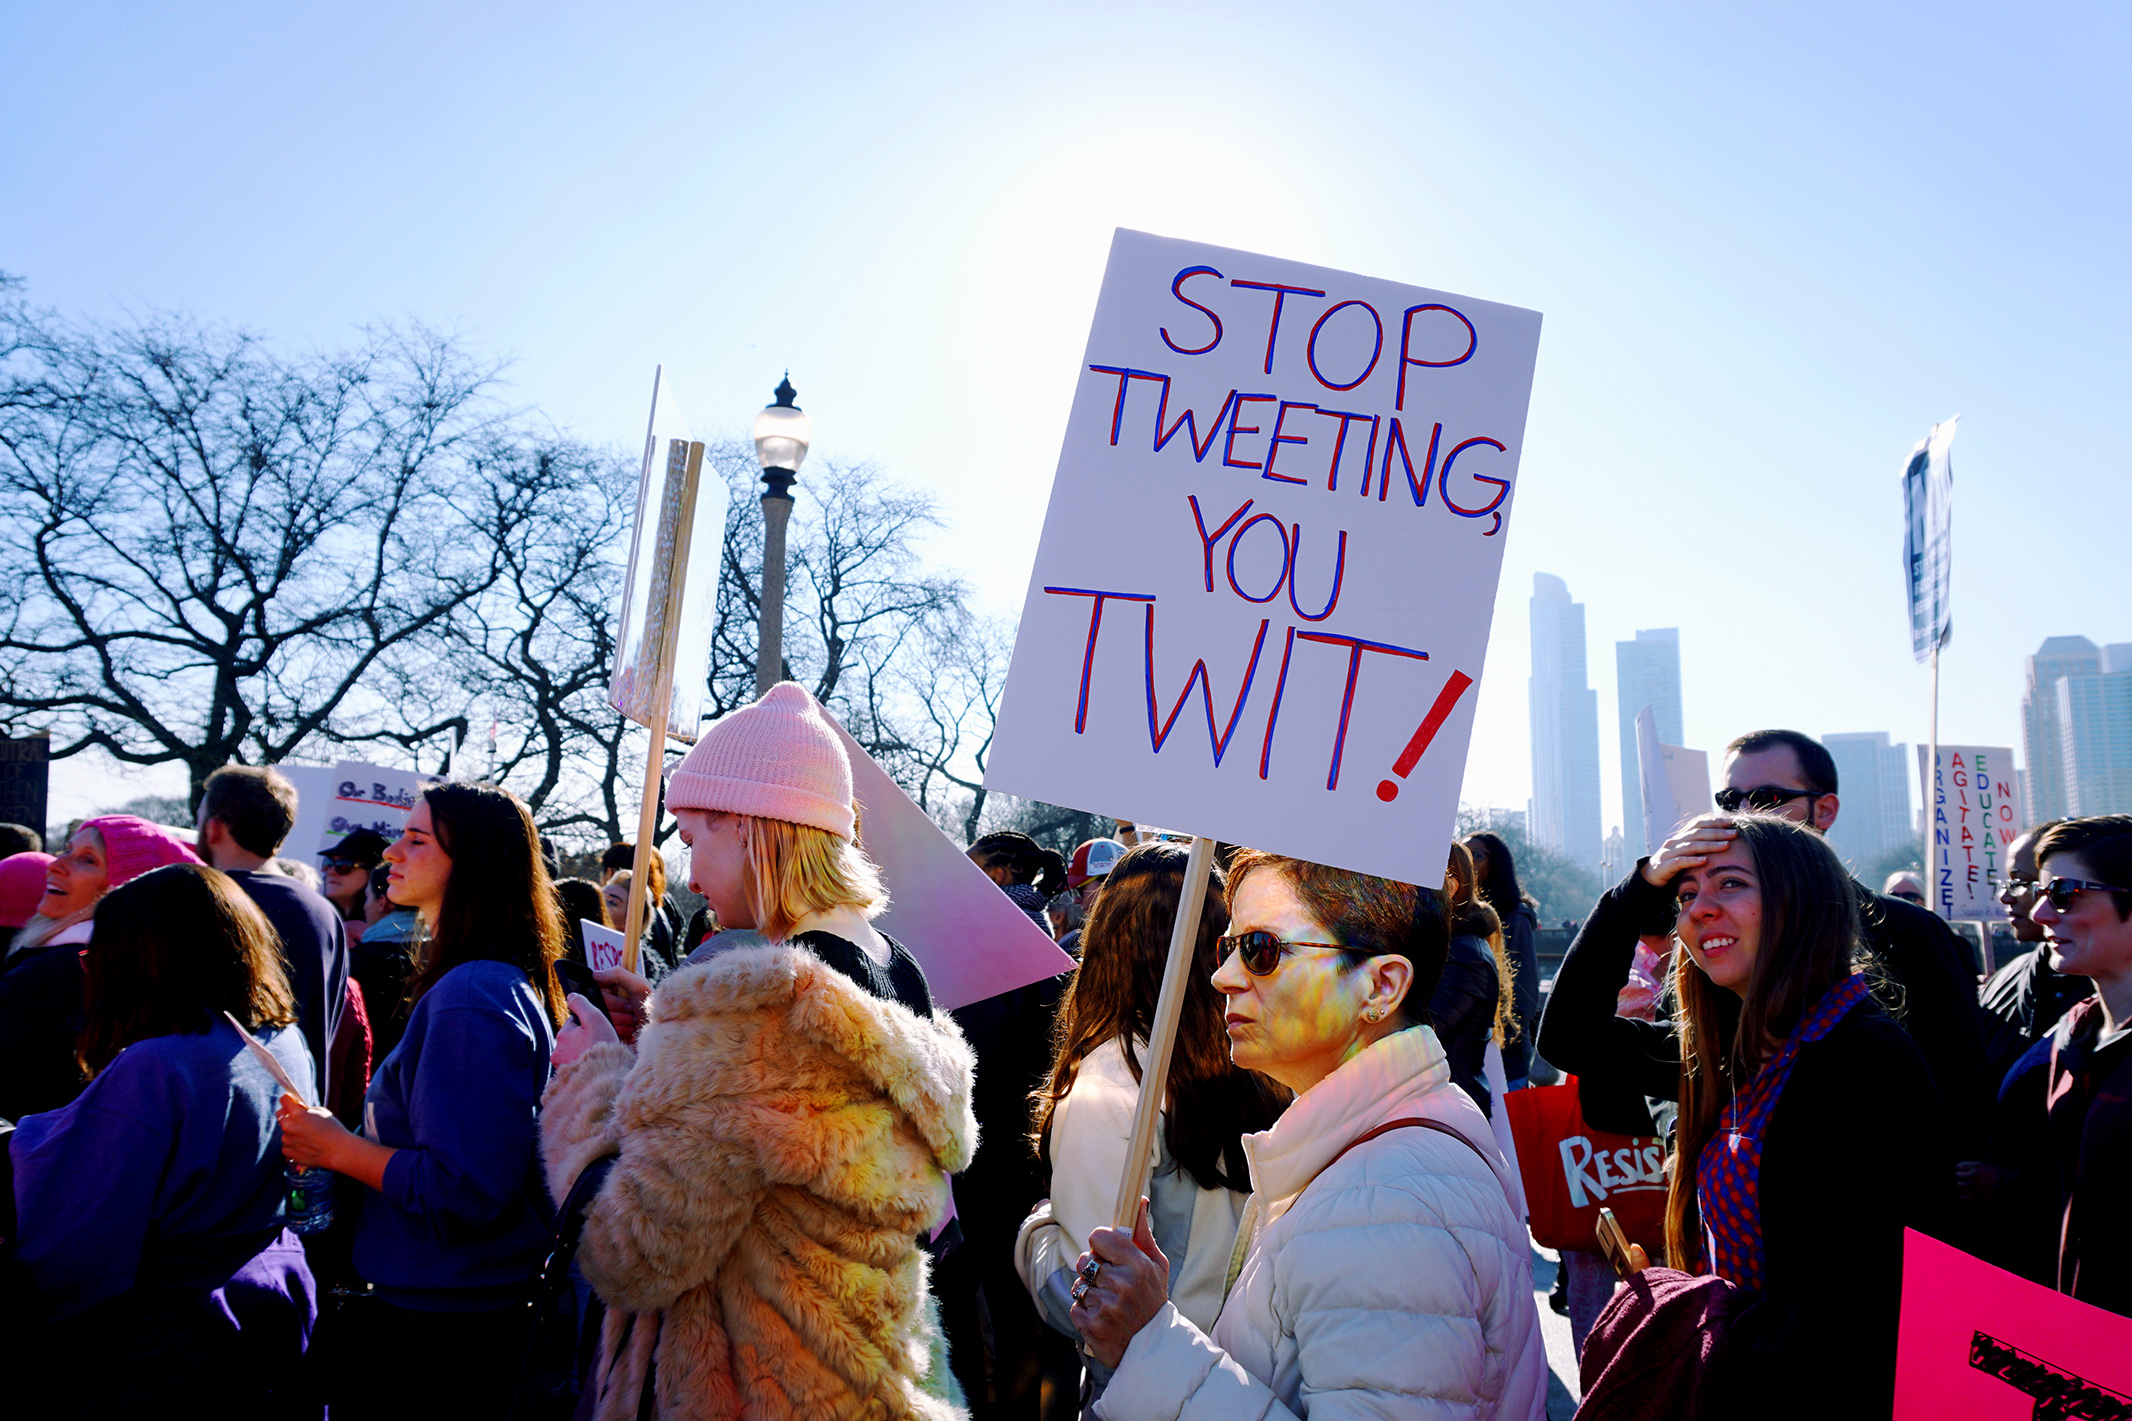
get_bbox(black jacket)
[1853,884,1992,1152]
[0,942,88,1122]
[2042,998,2132,1318]
[1979,943,2091,1089]
[1429,932,1499,1118]
[1541,868,1954,1419]
[225,870,347,1103]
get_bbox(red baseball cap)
[1067,838,1128,889]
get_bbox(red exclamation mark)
[1375,670,1474,802]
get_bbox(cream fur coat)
[540,943,979,1420]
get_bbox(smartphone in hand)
[554,958,601,1024]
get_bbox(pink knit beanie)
[0,852,55,929]
[666,682,856,839]
[82,815,203,889]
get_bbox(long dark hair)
[406,784,567,1028]
[1663,814,1865,1269]
[1447,841,1514,1045]
[1031,842,1286,1192]
[1464,831,1532,923]
[79,864,297,1076]
[970,831,1068,898]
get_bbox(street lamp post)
[752,374,812,697]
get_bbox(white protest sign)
[1636,707,1713,856]
[824,713,1076,1011]
[1918,744,2022,919]
[579,921,627,973]
[273,762,338,864]
[986,231,1541,883]
[292,760,435,860]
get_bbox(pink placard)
[1894,1229,2132,1417]
[825,714,1077,1011]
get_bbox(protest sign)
[580,921,627,973]
[1894,1229,2132,1418]
[296,760,433,860]
[1917,744,2021,919]
[1635,706,1712,856]
[986,230,1542,882]
[825,713,1075,1011]
[275,763,339,866]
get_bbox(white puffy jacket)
[1094,1025,1547,1421]
[1016,1036,1251,1335]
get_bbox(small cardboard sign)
[1918,745,2022,919]
[580,921,627,973]
[986,230,1541,882]
[1894,1229,2132,1418]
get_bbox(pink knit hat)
[81,815,203,889]
[0,852,55,929]
[666,682,856,839]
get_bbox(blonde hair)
[739,814,889,941]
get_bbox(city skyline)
[2024,636,2132,821]
[1616,628,1683,845]
[1528,573,1603,875]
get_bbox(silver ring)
[1070,1277,1090,1303]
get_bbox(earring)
[1364,1007,1381,1023]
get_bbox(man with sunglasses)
[2003,815,2132,1316]
[1719,730,1992,1150]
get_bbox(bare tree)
[0,278,524,806]
[882,609,1016,840]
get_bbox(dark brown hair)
[1225,849,1450,1028]
[1032,842,1286,1192]
[1661,813,1864,1268]
[2036,815,2132,919]
[199,764,299,858]
[1447,840,1514,1045]
[406,784,567,1027]
[79,864,297,1075]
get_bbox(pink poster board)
[826,714,1077,1011]
[1894,1229,2132,1418]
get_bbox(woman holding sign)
[277,783,564,1420]
[1016,841,1287,1405]
[1068,850,1547,1421]
[9,864,317,1417]
[540,683,977,1419]
[1538,814,1952,1417]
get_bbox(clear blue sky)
[7,1,2128,832]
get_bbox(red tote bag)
[1505,1075,1669,1254]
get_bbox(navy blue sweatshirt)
[352,958,555,1310]
[226,869,348,1104]
[10,1015,314,1319]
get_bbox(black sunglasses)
[1216,930,1355,976]
[318,857,361,874]
[1714,785,1825,814]
[2039,877,2131,912]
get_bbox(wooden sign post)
[607,368,727,974]
[1111,833,1216,1226]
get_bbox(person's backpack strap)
[1327,1115,1491,1174]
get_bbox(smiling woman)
[1538,812,1954,1419]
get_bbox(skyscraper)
[2022,636,2132,821]
[1823,731,1914,874]
[1615,628,1682,845]
[1529,573,1603,875]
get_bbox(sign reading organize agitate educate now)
[1919,744,2022,920]
[987,231,1542,883]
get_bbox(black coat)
[1979,942,2092,1088]
[1853,883,1992,1153]
[1429,932,1498,1118]
[0,941,88,1122]
[1541,868,1954,1420]
[2041,998,2132,1318]
[1496,899,1541,1081]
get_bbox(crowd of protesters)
[3,701,2131,1420]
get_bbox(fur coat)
[541,943,979,1420]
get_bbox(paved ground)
[1529,1243,1582,1419]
